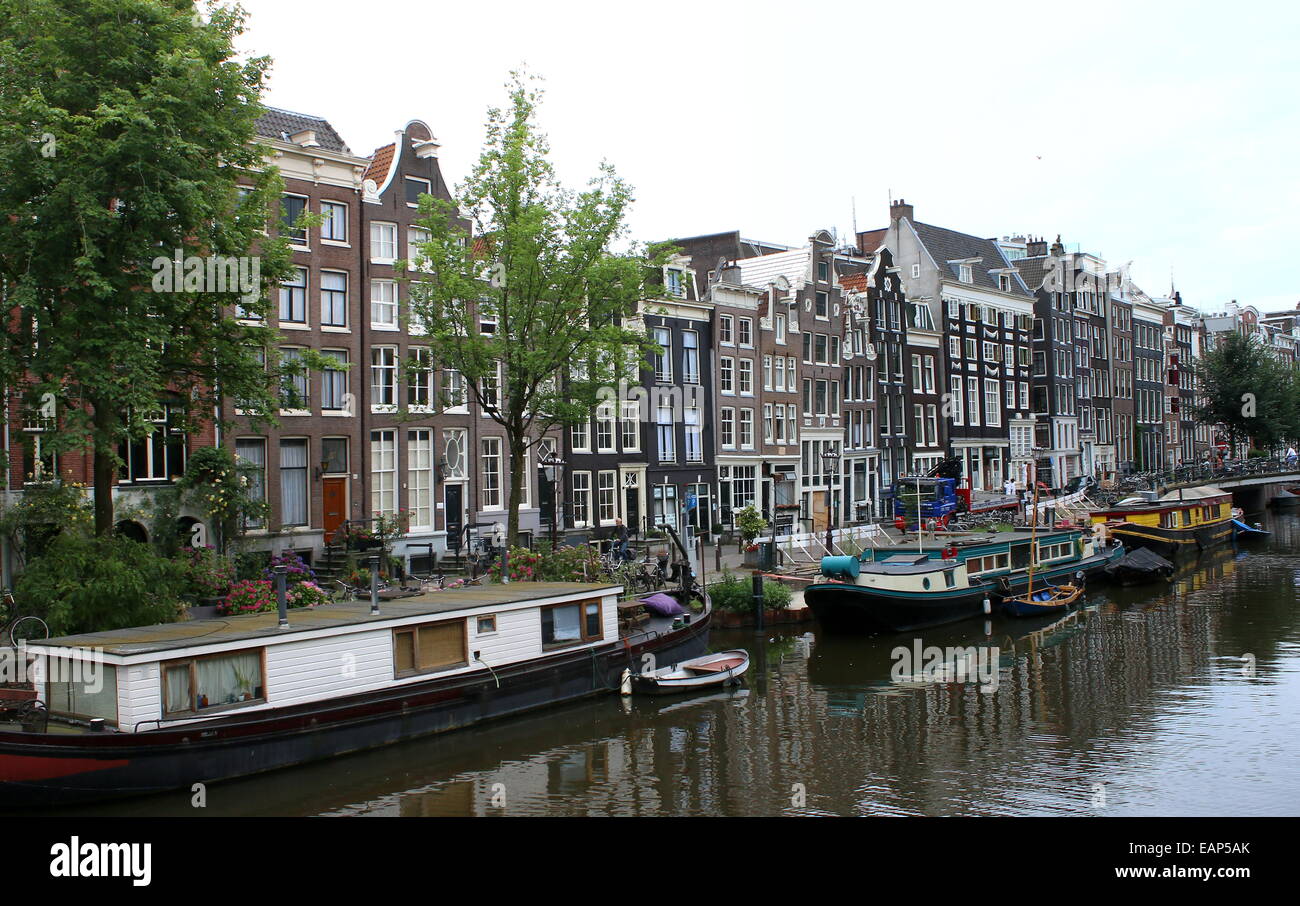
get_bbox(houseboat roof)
[32,583,619,658]
[873,528,1078,552]
[1159,485,1229,501]
[1101,486,1231,513]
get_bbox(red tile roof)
[839,272,869,292]
[365,143,395,186]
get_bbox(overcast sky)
[235,0,1300,313]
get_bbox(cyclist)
[614,518,631,563]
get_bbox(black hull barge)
[805,528,1122,633]
[0,582,709,806]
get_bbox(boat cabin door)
[1010,541,1033,570]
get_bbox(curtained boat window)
[541,599,603,649]
[46,658,118,725]
[162,650,265,717]
[393,620,467,678]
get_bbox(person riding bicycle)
[614,518,631,563]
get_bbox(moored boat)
[1231,519,1270,539]
[804,527,1122,633]
[626,649,749,695]
[1001,583,1083,618]
[1104,547,1176,585]
[0,581,710,806]
[1090,486,1234,560]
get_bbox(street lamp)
[538,448,566,551]
[821,446,840,554]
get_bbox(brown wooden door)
[323,477,347,542]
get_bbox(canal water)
[71,512,1300,817]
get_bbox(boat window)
[944,570,956,588]
[45,657,118,725]
[476,614,497,635]
[1037,541,1073,563]
[394,620,468,678]
[162,650,264,717]
[541,599,603,648]
[965,553,1011,575]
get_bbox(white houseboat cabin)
[26,582,622,731]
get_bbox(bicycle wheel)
[10,616,49,647]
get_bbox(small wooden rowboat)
[1001,583,1082,618]
[627,649,749,695]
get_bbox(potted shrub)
[181,546,235,613]
[736,505,768,565]
[337,522,379,551]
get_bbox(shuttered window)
[393,621,467,677]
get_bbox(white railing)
[757,522,891,562]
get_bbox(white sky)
[234,0,1300,313]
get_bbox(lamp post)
[821,446,840,554]
[538,448,566,552]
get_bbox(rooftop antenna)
[852,196,858,238]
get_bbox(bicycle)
[1,588,49,648]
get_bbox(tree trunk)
[91,404,117,537]
[505,436,526,551]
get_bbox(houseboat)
[804,528,1122,633]
[1089,486,1234,560]
[0,582,709,806]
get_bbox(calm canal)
[61,511,1300,817]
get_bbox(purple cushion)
[639,593,686,616]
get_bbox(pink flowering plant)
[287,581,330,609]
[219,579,276,616]
[487,545,601,583]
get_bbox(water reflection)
[49,512,1300,817]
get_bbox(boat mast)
[917,472,923,554]
[1027,461,1038,597]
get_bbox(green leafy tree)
[1192,331,1293,454]
[406,72,654,547]
[16,531,185,636]
[0,0,294,536]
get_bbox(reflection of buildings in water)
[322,531,1297,816]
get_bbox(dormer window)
[959,264,973,284]
[665,268,684,297]
[999,274,1012,292]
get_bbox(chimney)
[1026,236,1048,257]
[1049,234,1065,256]
[890,198,914,225]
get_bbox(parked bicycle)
[1,588,49,648]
